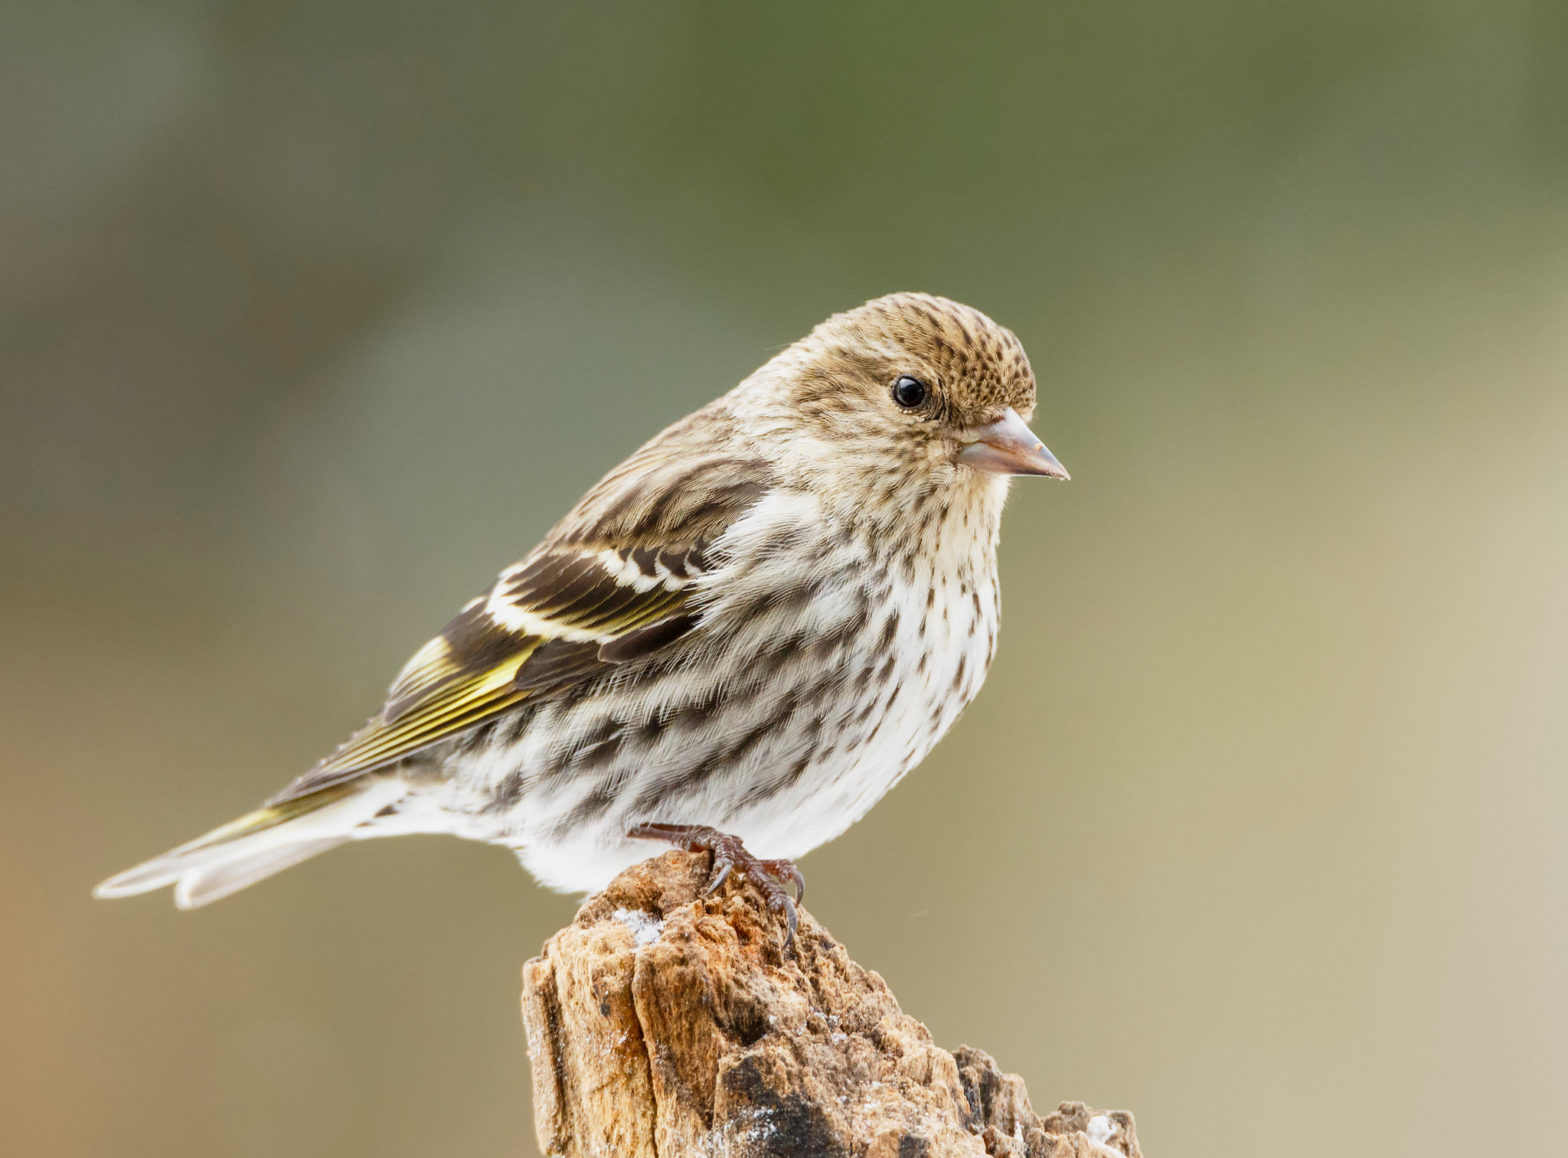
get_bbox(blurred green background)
[5,3,1567,1156]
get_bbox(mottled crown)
[802,292,1037,423]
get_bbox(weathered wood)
[522,851,1141,1157]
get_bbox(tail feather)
[172,839,346,909]
[94,777,404,906]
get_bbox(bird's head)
[738,293,1068,512]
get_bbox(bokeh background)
[5,3,1567,1156]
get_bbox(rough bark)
[521,850,1141,1157]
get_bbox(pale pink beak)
[955,408,1070,479]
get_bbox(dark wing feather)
[268,442,774,804]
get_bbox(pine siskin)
[95,293,1069,934]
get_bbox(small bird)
[95,293,1068,937]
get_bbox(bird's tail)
[93,776,405,909]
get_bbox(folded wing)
[268,446,774,804]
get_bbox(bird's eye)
[891,375,929,409]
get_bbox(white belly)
[723,558,998,859]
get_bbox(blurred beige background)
[4,3,1567,1156]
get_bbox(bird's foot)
[629,822,804,949]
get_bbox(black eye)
[891,375,928,409]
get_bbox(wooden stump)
[522,850,1141,1157]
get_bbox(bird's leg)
[628,822,804,948]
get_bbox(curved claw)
[704,860,733,895]
[777,894,798,947]
[771,861,806,904]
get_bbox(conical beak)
[955,408,1070,479]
